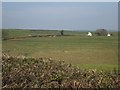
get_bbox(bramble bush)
[2,54,120,88]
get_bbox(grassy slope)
[2,29,118,71]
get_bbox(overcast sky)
[2,2,118,31]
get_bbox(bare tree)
[60,30,64,36]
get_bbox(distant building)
[107,33,111,36]
[87,32,92,36]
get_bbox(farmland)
[2,29,119,88]
[2,29,118,71]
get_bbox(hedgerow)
[2,54,120,88]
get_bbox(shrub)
[2,55,120,88]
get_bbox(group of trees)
[95,29,109,36]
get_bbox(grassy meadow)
[2,29,118,71]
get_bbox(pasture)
[2,29,118,71]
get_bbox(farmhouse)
[107,33,111,36]
[87,32,92,36]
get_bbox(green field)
[2,29,118,71]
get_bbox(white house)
[87,32,92,36]
[107,33,111,36]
